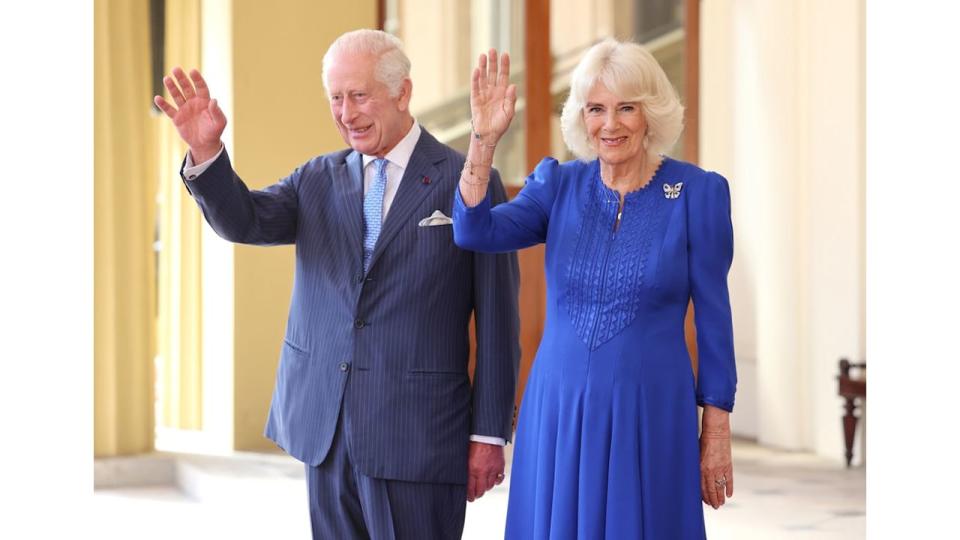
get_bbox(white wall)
[700,0,865,463]
[199,0,235,455]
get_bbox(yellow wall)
[229,1,377,450]
[94,0,156,457]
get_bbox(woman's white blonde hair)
[560,38,684,162]
[322,29,411,98]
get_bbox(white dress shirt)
[183,121,506,447]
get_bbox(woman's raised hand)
[153,67,227,163]
[470,49,517,146]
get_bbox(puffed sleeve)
[453,157,561,253]
[688,171,737,412]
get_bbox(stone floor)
[92,438,864,539]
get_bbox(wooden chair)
[837,358,866,467]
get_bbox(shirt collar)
[361,121,422,171]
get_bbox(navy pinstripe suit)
[183,129,520,490]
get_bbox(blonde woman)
[454,39,737,539]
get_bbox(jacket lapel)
[333,151,365,268]
[367,130,445,272]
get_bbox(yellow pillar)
[156,0,204,431]
[94,0,156,457]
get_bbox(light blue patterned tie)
[363,158,388,273]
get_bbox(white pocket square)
[418,210,453,227]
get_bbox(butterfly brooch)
[663,182,684,199]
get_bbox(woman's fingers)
[504,84,518,117]
[707,476,720,508]
[471,67,481,99]
[702,466,730,508]
[700,474,710,507]
[706,469,733,508]
[699,431,733,509]
[478,53,488,90]
[714,478,726,506]
[476,49,514,93]
[498,52,510,87]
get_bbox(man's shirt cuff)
[470,434,506,446]
[183,144,225,180]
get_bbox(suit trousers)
[305,414,467,540]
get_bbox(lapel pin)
[421,176,431,185]
[663,182,683,199]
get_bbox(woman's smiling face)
[582,82,648,167]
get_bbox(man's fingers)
[474,476,490,499]
[726,471,734,497]
[164,75,186,106]
[467,476,477,502]
[189,69,210,99]
[173,67,196,100]
[209,99,226,127]
[466,442,505,502]
[154,96,177,119]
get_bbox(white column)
[735,0,809,450]
[198,0,235,454]
[701,0,865,455]
[802,0,866,463]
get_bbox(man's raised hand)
[153,67,226,164]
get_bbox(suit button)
[354,318,365,329]
[339,362,349,372]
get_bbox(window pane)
[387,0,528,186]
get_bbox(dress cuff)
[697,396,735,413]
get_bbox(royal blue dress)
[453,156,737,539]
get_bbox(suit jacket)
[183,129,520,484]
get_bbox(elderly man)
[154,29,520,539]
